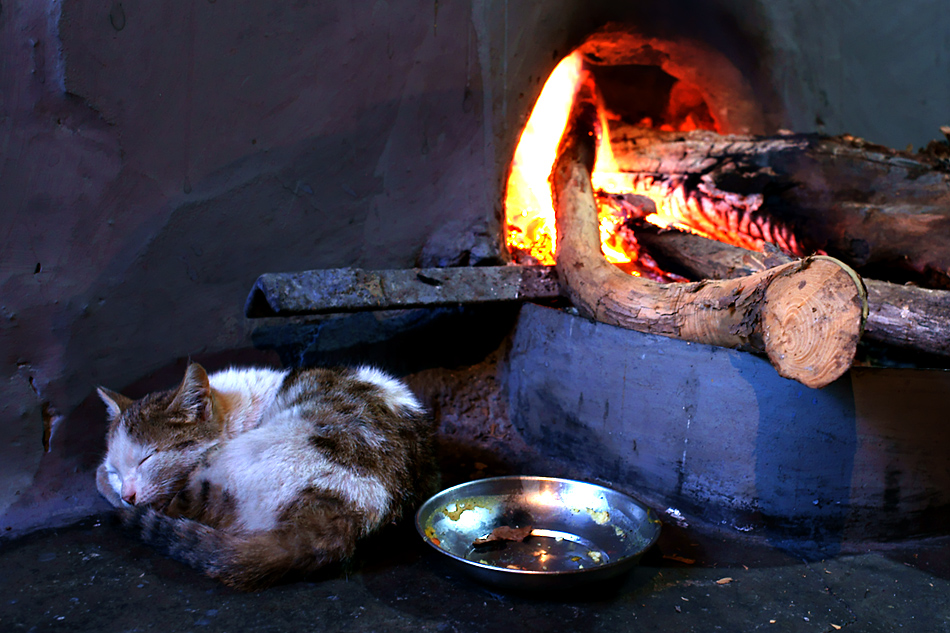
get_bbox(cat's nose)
[121,480,138,505]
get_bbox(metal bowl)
[415,476,661,590]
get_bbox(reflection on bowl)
[415,476,661,590]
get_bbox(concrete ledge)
[505,304,950,547]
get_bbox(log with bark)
[552,92,868,389]
[601,124,950,289]
[634,223,950,358]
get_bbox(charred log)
[633,221,798,280]
[603,124,950,289]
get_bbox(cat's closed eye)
[105,467,123,494]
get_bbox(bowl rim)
[414,475,662,577]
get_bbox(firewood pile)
[549,83,950,388]
[246,90,950,390]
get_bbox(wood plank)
[244,265,561,317]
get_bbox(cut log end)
[761,258,867,388]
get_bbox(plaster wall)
[1,0,948,535]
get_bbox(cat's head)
[97,363,221,508]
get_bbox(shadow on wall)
[252,304,522,376]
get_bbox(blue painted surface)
[505,304,950,544]
[741,354,856,555]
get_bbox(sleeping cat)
[96,362,437,590]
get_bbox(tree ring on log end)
[761,258,867,388]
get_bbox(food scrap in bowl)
[473,525,533,547]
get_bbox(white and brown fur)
[96,362,437,590]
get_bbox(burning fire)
[503,52,583,266]
[504,51,772,276]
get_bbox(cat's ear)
[168,362,213,422]
[97,387,133,421]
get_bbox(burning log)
[635,224,950,358]
[603,124,950,288]
[552,95,868,389]
[631,221,795,280]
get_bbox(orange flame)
[504,52,584,265]
[504,51,727,272]
[504,52,635,266]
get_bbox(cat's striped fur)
[96,362,437,590]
